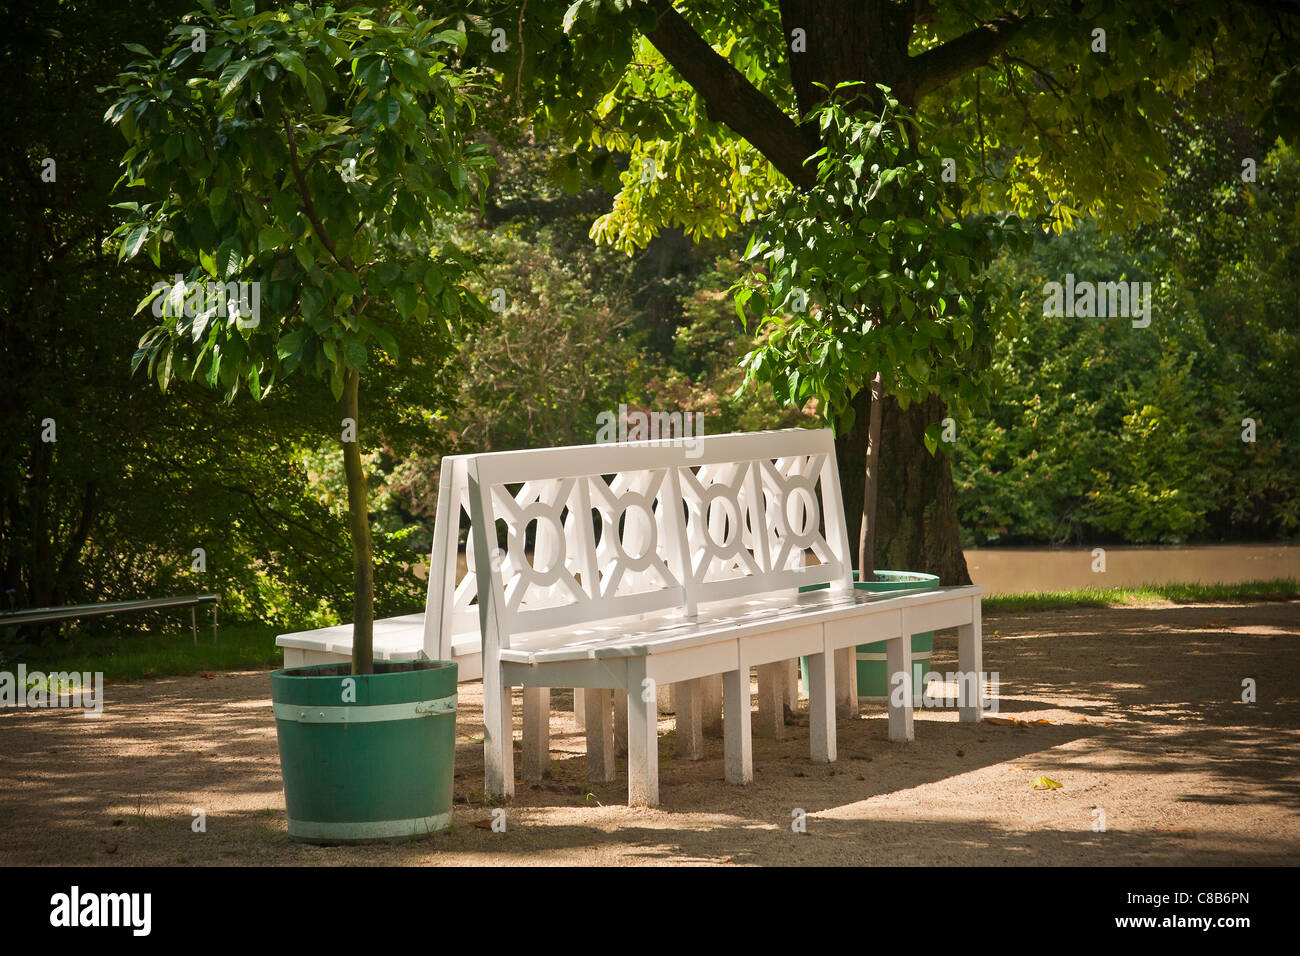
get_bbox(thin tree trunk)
[858,370,883,580]
[339,369,374,675]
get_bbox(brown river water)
[963,543,1300,595]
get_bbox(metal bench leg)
[675,679,703,760]
[958,601,984,723]
[585,688,615,783]
[723,667,753,785]
[484,679,515,800]
[807,650,837,763]
[755,662,784,740]
[522,686,549,782]
[191,606,198,647]
[212,604,218,644]
[626,662,659,807]
[886,633,915,742]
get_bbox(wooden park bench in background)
[0,593,221,644]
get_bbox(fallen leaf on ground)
[1032,776,1063,790]
[1033,718,1052,725]
[203,672,215,680]
[470,819,494,829]
[105,845,118,854]
[1155,827,1196,836]
[983,716,1020,726]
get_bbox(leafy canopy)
[105,0,493,402]
[737,85,1028,445]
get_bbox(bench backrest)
[421,429,854,660]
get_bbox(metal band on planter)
[273,695,457,724]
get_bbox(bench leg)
[675,679,704,760]
[485,680,515,800]
[573,688,585,731]
[723,668,753,785]
[807,650,837,763]
[958,601,984,723]
[835,647,858,718]
[785,659,800,708]
[522,686,549,782]
[626,663,659,806]
[755,662,784,740]
[585,688,615,783]
[702,674,724,738]
[886,635,915,742]
[614,687,629,756]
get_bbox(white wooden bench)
[463,428,985,806]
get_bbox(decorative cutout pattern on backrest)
[441,429,851,651]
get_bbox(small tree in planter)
[106,1,491,841]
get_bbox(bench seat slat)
[498,585,984,664]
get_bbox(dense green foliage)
[737,87,1026,442]
[954,136,1300,546]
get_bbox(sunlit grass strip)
[11,621,284,685]
[985,578,1300,612]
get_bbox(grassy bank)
[9,621,284,686]
[983,578,1300,612]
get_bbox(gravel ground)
[2,601,1297,866]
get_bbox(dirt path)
[2,601,1297,866]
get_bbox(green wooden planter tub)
[270,659,457,844]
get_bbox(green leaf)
[122,224,148,260]
[215,238,241,279]
[219,60,254,97]
[394,284,417,319]
[434,29,468,53]
[258,225,291,252]
[335,270,363,296]
[562,2,584,32]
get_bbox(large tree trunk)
[835,390,971,584]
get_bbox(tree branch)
[637,0,818,188]
[912,14,1030,99]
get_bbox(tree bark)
[838,391,971,584]
[340,369,375,675]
